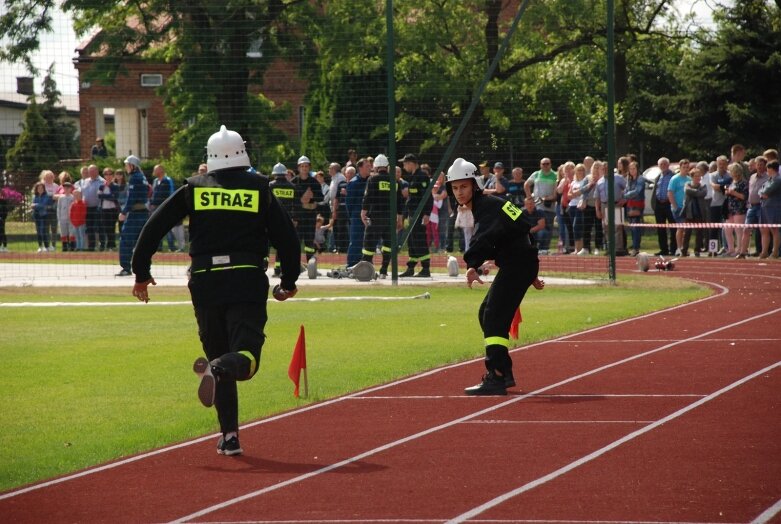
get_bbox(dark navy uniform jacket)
[131,167,300,306]
[361,170,403,222]
[464,192,534,271]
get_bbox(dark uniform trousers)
[478,256,539,374]
[406,218,430,270]
[298,210,318,260]
[361,219,392,274]
[193,298,266,434]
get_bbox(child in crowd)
[56,182,76,251]
[313,215,327,254]
[31,182,53,252]
[70,189,87,251]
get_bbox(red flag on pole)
[288,325,308,398]
[509,307,523,340]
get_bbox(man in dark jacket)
[130,126,300,456]
[360,154,403,278]
[399,153,434,277]
[446,158,544,396]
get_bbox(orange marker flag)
[288,325,308,398]
[509,307,522,340]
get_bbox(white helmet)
[272,162,287,176]
[446,158,484,189]
[374,154,389,168]
[206,125,250,172]
[297,155,311,166]
[124,155,141,169]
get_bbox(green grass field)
[0,278,708,491]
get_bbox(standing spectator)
[70,189,87,251]
[345,148,358,170]
[682,164,708,257]
[730,144,750,180]
[623,161,646,256]
[725,163,749,258]
[667,159,691,256]
[484,162,507,196]
[399,153,433,277]
[744,156,768,257]
[759,160,781,259]
[524,157,558,254]
[556,162,575,254]
[90,137,108,159]
[505,167,526,206]
[112,170,128,215]
[150,164,179,252]
[584,161,603,254]
[346,159,371,267]
[116,156,149,276]
[709,156,732,255]
[76,164,105,251]
[568,163,593,255]
[56,182,76,251]
[0,188,9,252]
[445,158,542,395]
[98,168,120,251]
[359,154,403,278]
[292,156,321,263]
[130,125,300,456]
[31,182,53,252]
[427,173,445,251]
[477,161,493,190]
[595,161,628,256]
[328,162,348,253]
[41,170,59,250]
[650,157,677,256]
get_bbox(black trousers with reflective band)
[478,256,539,374]
[194,302,267,433]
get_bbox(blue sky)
[1,1,722,97]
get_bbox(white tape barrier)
[626,222,781,229]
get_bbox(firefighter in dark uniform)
[360,154,403,278]
[269,162,296,276]
[399,153,434,277]
[445,158,544,396]
[292,155,321,262]
[130,126,300,455]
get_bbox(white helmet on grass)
[206,125,250,172]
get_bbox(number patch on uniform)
[501,201,522,221]
[272,188,294,199]
[379,181,390,191]
[194,188,259,212]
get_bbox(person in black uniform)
[292,155,321,262]
[399,153,434,277]
[445,158,544,396]
[360,154,403,278]
[269,162,296,276]
[130,125,301,456]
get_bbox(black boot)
[464,371,507,396]
[399,265,415,277]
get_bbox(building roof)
[0,92,79,116]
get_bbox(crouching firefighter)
[445,158,544,395]
[130,125,301,455]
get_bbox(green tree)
[6,65,77,171]
[642,0,781,158]
[1,0,315,172]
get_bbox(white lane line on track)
[446,361,781,524]
[0,294,431,307]
[196,520,744,523]
[0,281,729,501]
[168,305,779,524]
[751,497,781,524]
[463,420,655,424]
[350,394,707,400]
[549,338,781,343]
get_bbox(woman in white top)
[567,163,592,255]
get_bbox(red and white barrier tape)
[625,222,781,229]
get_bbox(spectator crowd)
[2,143,780,269]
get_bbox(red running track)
[1,258,780,523]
